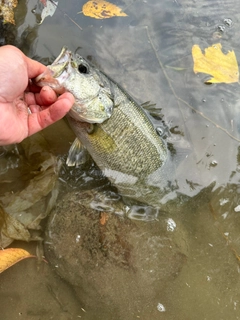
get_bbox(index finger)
[27,93,75,136]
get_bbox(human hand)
[0,45,75,146]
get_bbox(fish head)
[34,47,114,123]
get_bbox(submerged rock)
[44,189,188,319]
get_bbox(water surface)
[0,0,240,319]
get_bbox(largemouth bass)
[35,47,168,210]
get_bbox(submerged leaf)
[0,248,34,273]
[82,0,127,19]
[0,133,59,248]
[40,0,58,24]
[0,205,31,248]
[5,157,57,213]
[192,43,239,84]
[100,212,109,225]
[0,0,18,24]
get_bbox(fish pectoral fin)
[66,138,89,167]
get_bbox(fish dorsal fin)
[140,101,156,109]
[140,101,163,120]
[66,138,89,167]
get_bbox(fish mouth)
[51,46,71,67]
[34,46,72,93]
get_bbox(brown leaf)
[100,212,109,225]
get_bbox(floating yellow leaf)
[82,0,127,19]
[0,248,34,273]
[0,0,18,24]
[192,43,239,84]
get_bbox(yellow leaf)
[192,43,239,84]
[82,0,127,19]
[0,248,34,273]
[0,0,18,24]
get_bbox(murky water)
[1,0,240,319]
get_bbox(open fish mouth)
[34,47,72,94]
[51,46,70,66]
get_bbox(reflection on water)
[1,0,240,319]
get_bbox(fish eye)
[78,63,89,74]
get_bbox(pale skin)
[0,45,75,145]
